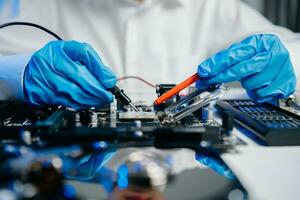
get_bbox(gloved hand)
[195,150,235,179]
[64,149,116,181]
[197,34,296,102]
[24,40,117,109]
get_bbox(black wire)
[0,21,63,40]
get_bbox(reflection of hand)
[197,34,296,102]
[195,151,235,180]
[24,40,117,109]
[64,149,115,180]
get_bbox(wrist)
[0,53,33,101]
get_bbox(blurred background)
[243,0,300,32]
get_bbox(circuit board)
[0,99,229,151]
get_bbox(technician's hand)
[64,149,116,181]
[197,34,296,102]
[195,151,235,179]
[24,41,117,109]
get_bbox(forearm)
[0,54,32,100]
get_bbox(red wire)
[117,76,156,88]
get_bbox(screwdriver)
[109,86,139,112]
[154,73,200,105]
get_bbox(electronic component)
[279,95,300,116]
[118,111,158,121]
[216,99,300,146]
[109,86,139,112]
[155,84,178,111]
[158,84,228,124]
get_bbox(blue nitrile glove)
[64,149,116,181]
[195,151,235,180]
[197,34,296,102]
[24,40,117,109]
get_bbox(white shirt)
[0,0,299,101]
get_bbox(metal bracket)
[158,84,228,124]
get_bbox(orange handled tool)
[154,73,200,105]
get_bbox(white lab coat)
[0,0,300,176]
[0,0,299,102]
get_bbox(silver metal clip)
[159,84,228,124]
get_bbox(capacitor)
[207,104,214,122]
[75,113,81,127]
[110,100,117,128]
[201,106,209,123]
[222,111,233,136]
[90,112,98,128]
[134,120,143,137]
[134,120,142,128]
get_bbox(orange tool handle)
[154,73,200,105]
